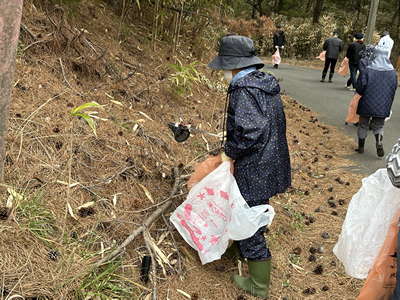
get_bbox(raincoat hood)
[368,45,394,71]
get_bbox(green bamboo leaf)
[71,102,103,116]
[75,113,97,137]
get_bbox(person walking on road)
[355,45,397,157]
[273,25,285,68]
[321,30,343,83]
[208,34,291,299]
[345,33,365,91]
[378,31,394,59]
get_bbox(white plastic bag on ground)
[333,168,400,279]
[170,161,275,265]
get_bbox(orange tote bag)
[346,93,361,123]
[338,57,349,76]
[357,208,400,300]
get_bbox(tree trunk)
[306,0,314,12]
[0,0,23,180]
[312,0,324,24]
[277,0,284,13]
[389,0,400,29]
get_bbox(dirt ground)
[0,1,370,300]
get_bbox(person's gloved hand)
[275,45,279,48]
[281,46,284,49]
[221,152,232,162]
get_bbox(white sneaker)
[349,88,355,91]
[345,85,351,89]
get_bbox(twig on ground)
[95,167,180,267]
[162,214,184,280]
[23,40,46,51]
[34,136,52,162]
[20,22,37,40]
[58,58,84,97]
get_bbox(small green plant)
[15,186,55,245]
[17,40,24,56]
[282,279,291,288]
[289,253,302,265]
[76,260,136,299]
[170,59,200,96]
[71,102,103,137]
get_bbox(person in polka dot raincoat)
[208,34,291,299]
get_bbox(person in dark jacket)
[321,30,343,82]
[345,33,365,90]
[273,25,285,68]
[355,45,397,157]
[208,34,291,299]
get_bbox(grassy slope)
[0,1,368,299]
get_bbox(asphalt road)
[262,62,400,176]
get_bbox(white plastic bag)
[170,161,275,265]
[272,49,281,65]
[333,168,400,279]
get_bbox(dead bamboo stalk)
[95,167,181,267]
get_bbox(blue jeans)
[349,63,358,88]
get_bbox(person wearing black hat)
[345,33,365,90]
[208,34,291,299]
[273,25,285,68]
[321,30,343,82]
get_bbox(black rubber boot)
[329,72,334,83]
[320,72,327,82]
[375,134,384,157]
[355,138,365,154]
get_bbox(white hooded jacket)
[378,34,394,58]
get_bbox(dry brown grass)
[0,2,368,299]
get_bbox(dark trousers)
[237,225,271,260]
[349,63,358,88]
[323,57,337,74]
[358,116,385,139]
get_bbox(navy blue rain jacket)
[225,71,291,206]
[356,67,397,118]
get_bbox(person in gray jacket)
[321,30,343,83]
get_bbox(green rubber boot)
[223,242,244,262]
[232,259,271,299]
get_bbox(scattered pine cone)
[313,265,324,274]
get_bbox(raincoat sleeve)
[282,31,286,46]
[355,69,367,95]
[225,88,274,161]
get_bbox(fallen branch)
[20,22,37,41]
[58,58,84,97]
[95,167,181,267]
